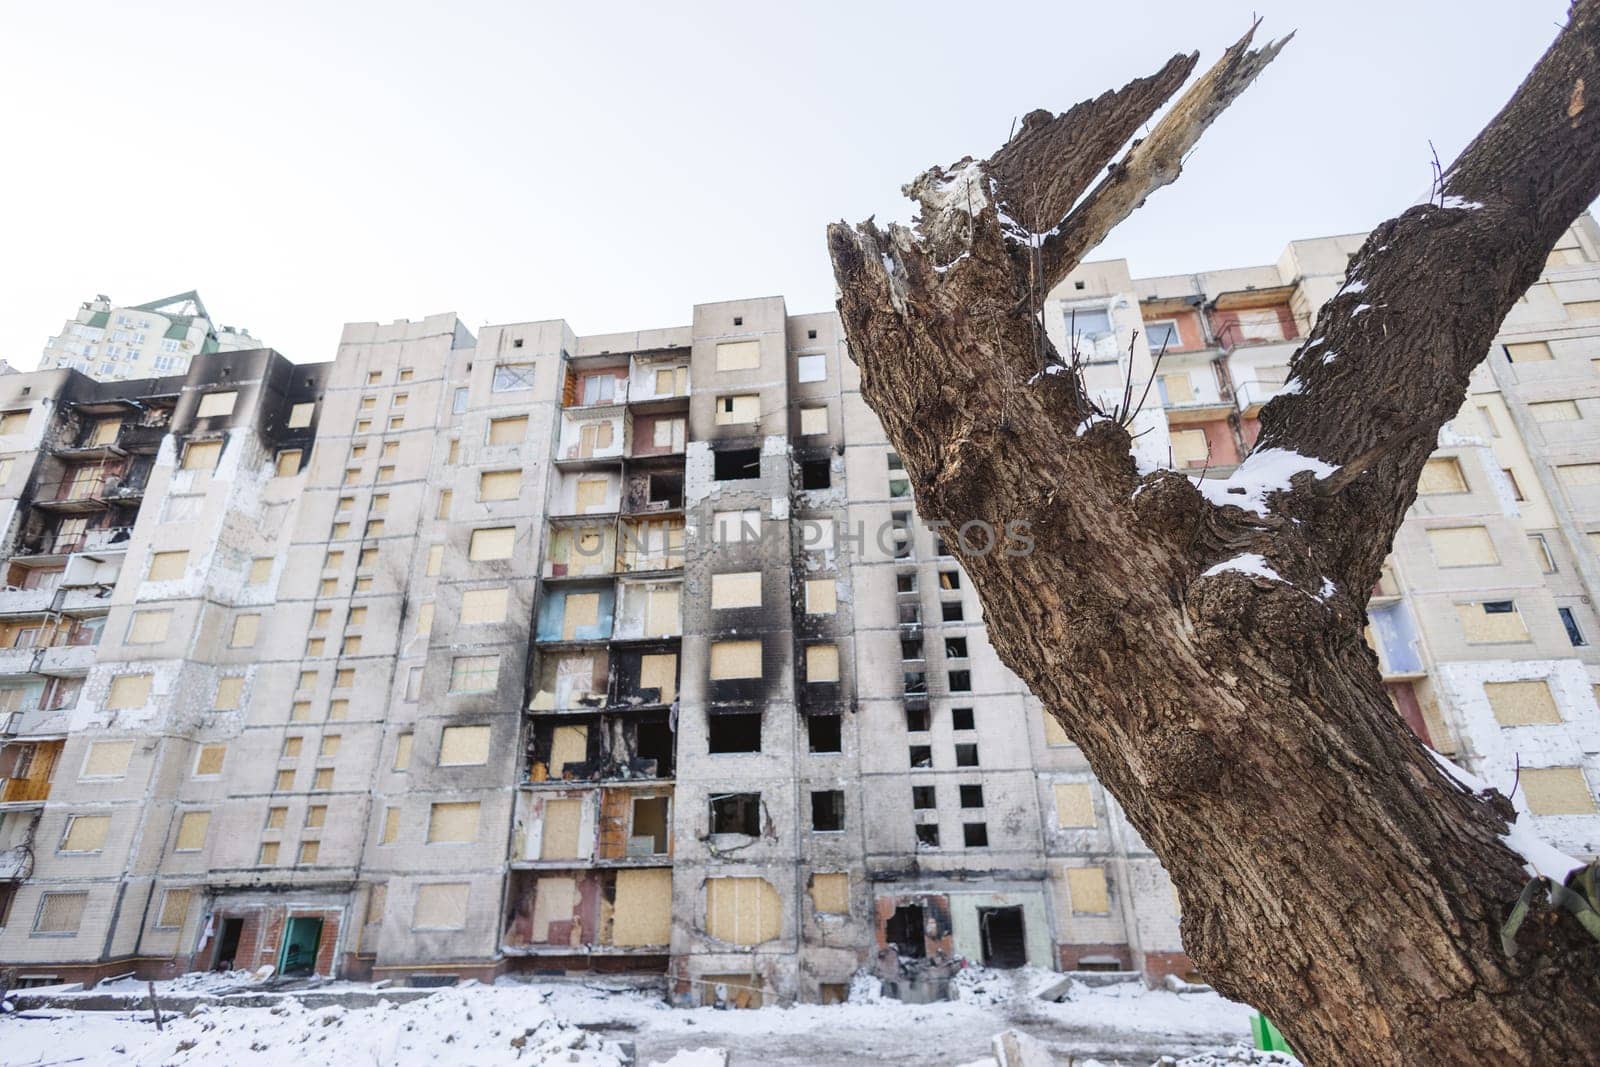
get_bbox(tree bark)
[828,11,1600,1065]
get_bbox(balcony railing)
[1233,379,1287,412]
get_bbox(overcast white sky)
[0,1,1577,366]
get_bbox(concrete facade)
[2,217,1599,1000]
[38,292,259,382]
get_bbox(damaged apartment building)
[1,216,1599,1006]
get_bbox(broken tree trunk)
[828,12,1600,1065]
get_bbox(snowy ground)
[3,967,1298,1067]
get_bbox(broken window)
[901,638,923,661]
[955,743,979,767]
[708,711,762,753]
[890,511,912,558]
[909,744,933,769]
[960,784,984,808]
[942,601,965,622]
[710,792,761,836]
[635,718,676,776]
[951,706,975,730]
[915,824,940,848]
[939,570,961,590]
[630,796,670,855]
[948,670,971,692]
[807,714,841,753]
[905,706,929,733]
[887,904,927,957]
[714,448,761,481]
[945,637,968,658]
[896,571,916,593]
[903,671,927,696]
[811,790,844,831]
[963,823,989,847]
[800,457,831,490]
[912,785,936,809]
[1559,606,1588,646]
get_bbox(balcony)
[0,648,35,676]
[35,644,96,677]
[1233,378,1290,417]
[52,421,167,460]
[0,842,31,880]
[32,466,150,514]
[0,706,72,739]
[0,587,56,616]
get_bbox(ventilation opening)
[708,712,762,753]
[714,449,761,481]
[886,904,926,957]
[709,792,761,835]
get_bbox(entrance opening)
[979,906,1027,968]
[278,915,323,977]
[886,903,926,958]
[212,917,244,971]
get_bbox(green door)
[278,916,323,977]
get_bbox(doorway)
[278,916,323,977]
[212,917,244,971]
[979,906,1027,968]
[886,903,926,958]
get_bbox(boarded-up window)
[549,725,589,771]
[1170,428,1209,465]
[196,391,237,417]
[1418,457,1468,494]
[1522,767,1597,814]
[652,417,687,450]
[394,733,413,771]
[62,814,110,852]
[1485,680,1562,726]
[1428,526,1498,567]
[1531,399,1582,423]
[258,841,280,864]
[639,653,677,704]
[195,743,226,776]
[704,876,782,944]
[127,610,171,644]
[298,840,321,865]
[716,340,762,371]
[488,416,527,444]
[319,735,341,758]
[1066,866,1110,913]
[34,891,88,934]
[562,593,601,639]
[807,644,840,682]
[155,888,192,929]
[646,586,680,637]
[181,440,222,470]
[1455,602,1530,643]
[412,883,470,929]
[1559,463,1600,488]
[1567,300,1600,319]
[248,557,273,584]
[313,767,333,790]
[287,402,315,428]
[469,527,515,561]
[1043,711,1071,747]
[804,579,837,614]
[808,872,849,914]
[274,449,302,477]
[0,411,30,435]
[439,725,491,766]
[1505,341,1554,362]
[713,510,760,543]
[540,798,583,859]
[611,868,673,945]
[175,811,210,851]
[459,587,508,625]
[479,469,521,501]
[415,602,434,638]
[1161,373,1194,403]
[654,365,689,396]
[81,740,134,779]
[710,640,762,679]
[449,655,500,693]
[107,673,152,709]
[426,544,443,576]
[711,571,762,609]
[799,406,828,436]
[715,395,760,425]
[1054,783,1095,827]
[147,550,188,581]
[574,478,608,513]
[211,677,243,713]
[427,801,481,844]
[230,614,261,648]
[380,806,401,844]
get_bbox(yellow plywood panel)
[230,614,260,648]
[646,585,680,637]
[1042,712,1071,746]
[1428,526,1498,567]
[1065,866,1109,914]
[715,340,762,371]
[157,888,192,929]
[469,526,516,561]
[1568,300,1600,319]
[1485,681,1562,726]
[1170,428,1209,465]
[716,394,761,425]
[36,892,87,933]
[488,415,528,444]
[1522,767,1597,814]
[175,811,210,851]
[128,610,172,644]
[1506,341,1554,362]
[1418,457,1467,494]
[531,876,579,943]
[1161,373,1194,403]
[427,801,481,844]
[711,571,762,609]
[1054,783,1095,827]
[248,558,273,584]
[806,644,840,682]
[540,798,584,859]
[705,876,781,945]
[412,883,469,929]
[805,579,837,614]
[288,402,315,428]
[82,740,134,779]
[640,653,678,704]
[196,391,237,417]
[479,469,522,501]
[610,868,673,946]
[550,725,589,772]
[195,743,226,776]
[799,406,828,436]
[439,725,492,765]
[63,814,110,851]
[107,673,152,709]
[563,592,600,639]
[710,640,762,680]
[808,872,849,914]
[147,550,188,581]
[181,440,222,470]
[460,587,509,624]
[275,450,302,476]
[575,478,608,512]
[1455,603,1530,643]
